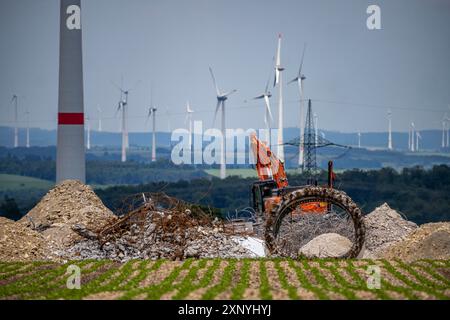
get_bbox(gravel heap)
[0,217,51,262]
[57,203,258,262]
[381,222,450,262]
[361,203,417,258]
[19,180,117,252]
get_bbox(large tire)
[264,186,365,259]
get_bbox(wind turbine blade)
[288,77,298,85]
[264,95,273,123]
[276,34,281,67]
[114,103,121,117]
[209,67,220,96]
[223,89,237,97]
[274,69,279,87]
[298,43,307,76]
[212,100,221,127]
[253,94,264,100]
[264,70,272,93]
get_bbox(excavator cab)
[251,179,278,215]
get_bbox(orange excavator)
[249,132,365,258]
[250,133,331,215]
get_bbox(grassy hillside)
[0,174,54,191]
[0,259,448,300]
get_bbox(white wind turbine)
[97,106,102,132]
[357,131,361,148]
[416,131,422,151]
[274,34,285,162]
[10,94,19,148]
[387,109,393,150]
[209,67,237,180]
[115,91,128,162]
[410,122,415,152]
[25,109,30,148]
[113,78,140,162]
[253,71,273,147]
[185,101,194,149]
[147,106,157,162]
[289,44,307,166]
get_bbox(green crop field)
[0,259,448,300]
[0,174,54,191]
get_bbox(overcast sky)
[0,0,449,133]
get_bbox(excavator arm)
[250,133,289,189]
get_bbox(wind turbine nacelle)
[218,96,228,101]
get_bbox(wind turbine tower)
[274,34,285,162]
[11,95,19,148]
[289,44,307,167]
[388,109,393,150]
[357,131,361,148]
[97,106,102,132]
[56,0,85,183]
[209,67,237,180]
[118,94,128,162]
[148,107,157,162]
[186,102,194,149]
[416,131,422,152]
[410,122,415,152]
[114,79,139,162]
[253,71,273,147]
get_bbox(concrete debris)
[0,217,52,262]
[232,236,266,257]
[361,203,417,258]
[55,195,259,262]
[19,180,117,251]
[298,233,352,258]
[381,222,450,262]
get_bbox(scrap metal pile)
[62,193,257,262]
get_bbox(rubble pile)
[381,222,450,262]
[58,195,258,262]
[0,217,51,262]
[361,203,418,258]
[19,180,117,251]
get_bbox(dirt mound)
[361,203,417,258]
[381,222,450,262]
[58,194,258,262]
[299,233,352,258]
[19,180,116,251]
[0,217,50,262]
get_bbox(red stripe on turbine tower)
[58,113,84,125]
